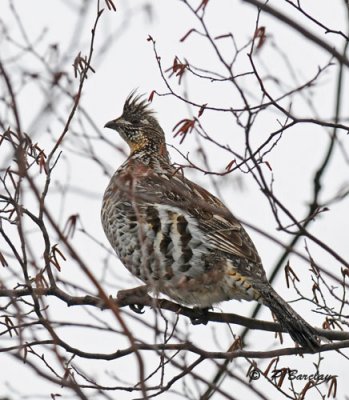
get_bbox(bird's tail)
[257,284,320,351]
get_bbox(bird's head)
[104,92,167,157]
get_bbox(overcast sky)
[1,1,349,399]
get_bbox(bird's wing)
[135,171,261,265]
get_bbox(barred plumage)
[102,92,320,350]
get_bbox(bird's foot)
[190,307,211,325]
[116,285,150,314]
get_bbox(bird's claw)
[116,286,149,314]
[130,304,145,314]
[190,307,210,325]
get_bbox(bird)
[101,92,320,351]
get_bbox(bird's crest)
[122,91,155,123]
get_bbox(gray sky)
[1,0,348,399]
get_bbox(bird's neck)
[129,143,170,165]
[128,143,171,169]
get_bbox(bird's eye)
[127,115,141,124]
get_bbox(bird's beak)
[104,117,130,130]
[104,119,117,129]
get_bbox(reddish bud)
[105,0,116,11]
[264,160,272,171]
[196,0,209,13]
[225,159,236,171]
[173,118,196,144]
[254,26,267,49]
[148,90,156,102]
[198,103,207,117]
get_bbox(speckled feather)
[102,93,320,350]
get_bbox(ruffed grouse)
[101,93,319,350]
